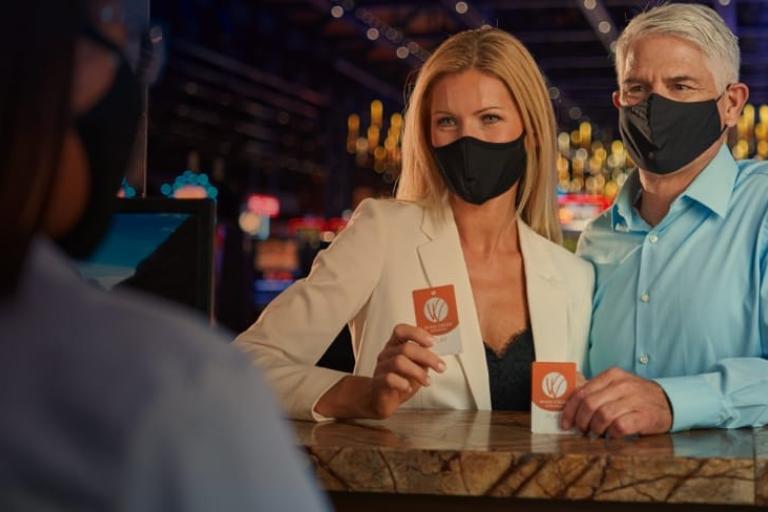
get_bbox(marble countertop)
[291,410,767,506]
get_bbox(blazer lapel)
[518,219,569,362]
[416,205,491,410]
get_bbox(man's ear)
[612,91,622,109]
[722,82,749,128]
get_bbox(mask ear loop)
[716,83,734,136]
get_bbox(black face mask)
[619,92,726,175]
[57,30,142,259]
[433,135,527,205]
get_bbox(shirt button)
[639,354,650,365]
[640,292,650,303]
[648,234,659,244]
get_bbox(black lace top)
[484,329,535,411]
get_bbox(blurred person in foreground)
[0,1,328,510]
[236,28,593,421]
[562,3,767,437]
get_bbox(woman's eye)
[482,113,501,123]
[436,117,456,127]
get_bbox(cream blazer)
[235,199,594,420]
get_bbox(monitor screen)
[75,198,215,320]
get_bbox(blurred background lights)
[118,178,137,198]
[239,211,270,240]
[330,5,344,18]
[247,194,281,218]
[160,170,218,200]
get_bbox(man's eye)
[673,83,692,91]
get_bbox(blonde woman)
[235,28,593,421]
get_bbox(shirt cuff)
[654,373,726,432]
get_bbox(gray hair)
[614,3,740,90]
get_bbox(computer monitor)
[75,198,215,321]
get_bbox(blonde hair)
[615,4,739,90]
[395,27,561,243]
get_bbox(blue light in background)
[160,170,218,199]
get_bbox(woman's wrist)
[314,375,374,419]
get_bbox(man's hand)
[560,367,673,437]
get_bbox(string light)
[353,7,430,62]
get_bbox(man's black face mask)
[619,91,728,174]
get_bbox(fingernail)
[425,376,432,386]
[427,336,437,345]
[437,362,446,372]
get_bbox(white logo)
[423,297,449,323]
[542,372,568,399]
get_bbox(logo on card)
[531,362,576,411]
[413,285,459,336]
[542,372,568,399]
[423,297,449,323]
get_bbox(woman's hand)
[313,324,447,420]
[369,324,446,419]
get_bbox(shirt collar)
[610,144,738,230]
[681,144,738,218]
[610,169,643,231]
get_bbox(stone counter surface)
[291,410,766,507]
[757,429,768,506]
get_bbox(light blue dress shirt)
[577,144,768,432]
[0,239,328,511]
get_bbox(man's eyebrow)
[665,75,700,83]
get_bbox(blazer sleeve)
[234,199,387,420]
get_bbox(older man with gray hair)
[561,3,767,436]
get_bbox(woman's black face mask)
[432,134,527,205]
[57,26,142,259]
[619,91,728,175]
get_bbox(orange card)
[531,362,576,434]
[412,285,462,355]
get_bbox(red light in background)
[247,194,280,217]
[558,193,611,211]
